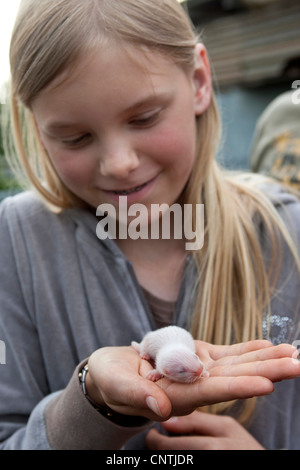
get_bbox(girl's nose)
[99,143,140,179]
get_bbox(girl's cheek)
[153,124,195,164]
[48,149,92,185]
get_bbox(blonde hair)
[6,0,300,422]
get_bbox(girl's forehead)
[31,41,193,126]
[40,41,188,97]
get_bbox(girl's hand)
[85,340,300,421]
[86,346,172,420]
[159,339,300,417]
[146,411,265,450]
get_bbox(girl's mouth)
[111,175,159,196]
[112,181,149,196]
[102,175,159,203]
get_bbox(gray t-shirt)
[0,183,299,449]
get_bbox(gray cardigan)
[0,185,300,450]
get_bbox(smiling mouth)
[112,182,149,196]
[111,177,157,196]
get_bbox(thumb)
[162,410,226,436]
[88,346,172,421]
[103,373,173,421]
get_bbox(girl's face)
[32,43,211,212]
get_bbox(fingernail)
[146,396,163,417]
[166,417,179,424]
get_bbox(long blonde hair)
[5,0,300,422]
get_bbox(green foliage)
[0,104,4,156]
[0,155,19,191]
[0,103,21,193]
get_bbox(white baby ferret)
[131,325,209,383]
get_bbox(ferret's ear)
[192,43,212,117]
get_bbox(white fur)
[131,326,209,383]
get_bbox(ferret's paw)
[141,353,151,361]
[146,370,164,382]
[201,369,210,378]
[131,341,140,353]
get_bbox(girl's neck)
[116,237,187,302]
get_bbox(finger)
[103,373,173,420]
[209,356,300,382]
[159,375,274,413]
[210,343,299,367]
[197,340,273,362]
[146,428,210,450]
[88,348,172,421]
[162,411,229,437]
[196,375,274,404]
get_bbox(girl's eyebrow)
[44,122,78,132]
[40,121,82,137]
[123,90,173,114]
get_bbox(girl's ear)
[193,43,212,116]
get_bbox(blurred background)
[0,0,300,200]
[0,0,21,200]
[182,0,300,170]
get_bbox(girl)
[0,0,300,450]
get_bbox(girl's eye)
[62,134,91,148]
[130,110,161,127]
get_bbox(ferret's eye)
[178,368,186,374]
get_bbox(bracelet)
[79,364,150,427]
